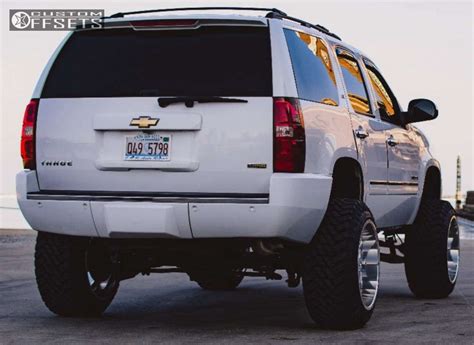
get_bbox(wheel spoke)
[448,249,459,262]
[364,249,379,265]
[447,238,453,249]
[91,279,100,291]
[360,240,377,251]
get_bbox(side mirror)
[403,99,438,124]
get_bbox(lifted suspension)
[379,229,406,263]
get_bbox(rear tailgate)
[36,21,274,195]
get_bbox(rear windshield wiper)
[158,96,248,108]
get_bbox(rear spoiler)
[77,18,268,31]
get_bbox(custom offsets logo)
[9,9,104,31]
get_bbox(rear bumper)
[17,171,332,243]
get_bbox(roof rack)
[266,12,341,40]
[103,6,341,41]
[106,7,287,19]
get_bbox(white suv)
[17,7,460,329]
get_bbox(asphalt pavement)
[0,229,473,344]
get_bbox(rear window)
[42,25,272,98]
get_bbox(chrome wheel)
[87,271,113,296]
[85,240,118,299]
[358,220,380,310]
[447,216,460,283]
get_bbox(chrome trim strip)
[369,193,418,196]
[27,193,269,204]
[370,180,418,186]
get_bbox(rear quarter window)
[42,25,272,98]
[284,29,339,106]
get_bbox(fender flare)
[407,158,442,224]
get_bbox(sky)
[0,0,472,197]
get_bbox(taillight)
[21,99,38,170]
[273,97,305,173]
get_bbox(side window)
[284,29,339,106]
[364,60,400,123]
[336,49,371,115]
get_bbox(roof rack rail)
[106,7,287,19]
[266,12,341,41]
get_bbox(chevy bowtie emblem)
[130,116,159,129]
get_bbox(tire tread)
[404,200,457,298]
[303,198,376,330]
[35,232,117,316]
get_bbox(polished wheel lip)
[447,216,460,284]
[358,219,380,311]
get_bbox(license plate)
[124,134,171,161]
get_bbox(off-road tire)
[404,200,459,298]
[194,270,244,291]
[303,198,378,330]
[35,232,119,316]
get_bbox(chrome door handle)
[387,136,398,147]
[355,127,369,139]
